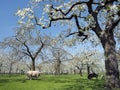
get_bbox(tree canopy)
[16,0,120,89]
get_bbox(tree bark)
[31,58,35,71]
[100,32,120,89]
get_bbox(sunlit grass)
[0,74,105,90]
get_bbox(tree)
[6,52,21,75]
[72,49,102,76]
[42,38,73,75]
[0,26,48,71]
[72,57,84,76]
[50,47,67,75]
[15,36,44,71]
[16,0,120,89]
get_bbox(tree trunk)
[87,63,90,75]
[75,65,83,76]
[55,59,61,75]
[100,33,120,89]
[31,58,35,71]
[0,64,2,74]
[9,63,13,76]
[79,68,83,76]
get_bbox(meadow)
[0,74,105,90]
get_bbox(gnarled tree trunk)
[100,32,120,89]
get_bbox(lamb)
[26,71,40,80]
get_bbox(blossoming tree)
[16,0,120,89]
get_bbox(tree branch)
[23,42,34,59]
[16,38,33,58]
[46,15,74,29]
[33,40,44,59]
[66,32,79,37]
[34,1,98,29]
[89,0,117,36]
[51,1,88,16]
[74,15,88,41]
[109,18,120,33]
[87,0,94,14]
[34,16,42,26]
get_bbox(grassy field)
[0,74,105,90]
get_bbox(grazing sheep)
[26,71,40,80]
[88,73,98,79]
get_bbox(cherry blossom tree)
[16,0,120,89]
[0,25,49,71]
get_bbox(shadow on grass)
[38,75,105,90]
[0,79,10,83]
[62,78,105,90]
[40,75,74,83]
[15,78,27,83]
[0,75,27,84]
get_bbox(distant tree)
[51,47,65,75]
[0,53,9,73]
[39,35,73,75]
[0,26,49,71]
[72,49,101,76]
[16,0,120,89]
[45,46,72,75]
[4,51,22,75]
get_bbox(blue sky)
[0,0,29,41]
[0,0,67,41]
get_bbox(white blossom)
[16,9,26,17]
[81,4,86,9]
[16,8,33,17]
[100,3,105,6]
[18,20,24,24]
[31,0,42,3]
[28,15,34,19]
[44,4,52,13]
[110,4,118,11]
[56,5,63,10]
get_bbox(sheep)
[88,72,98,79]
[26,71,40,80]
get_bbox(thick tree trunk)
[100,33,120,89]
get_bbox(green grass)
[0,74,105,90]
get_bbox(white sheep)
[26,71,40,80]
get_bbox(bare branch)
[87,0,94,14]
[33,41,44,59]
[16,38,33,58]
[43,15,75,29]
[34,16,42,26]
[66,32,79,37]
[52,1,88,16]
